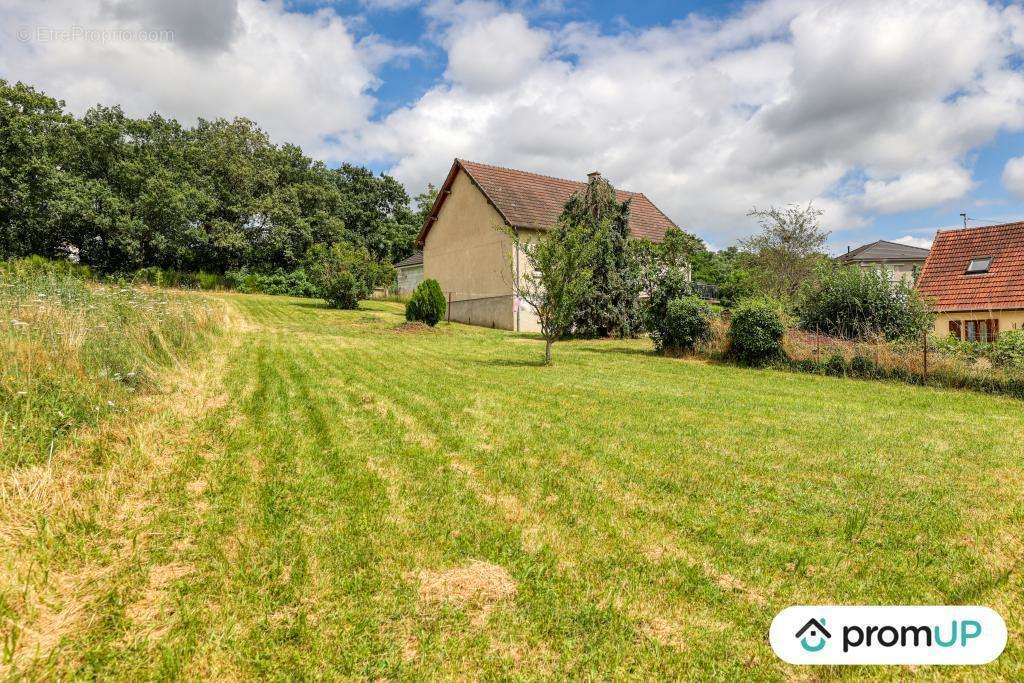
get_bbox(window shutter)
[991,318,999,341]
[949,320,962,339]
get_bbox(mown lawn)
[4,294,1023,680]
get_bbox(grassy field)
[2,293,1023,680]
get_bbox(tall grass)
[681,316,1024,399]
[0,260,223,467]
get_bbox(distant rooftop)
[836,239,930,263]
[394,250,423,268]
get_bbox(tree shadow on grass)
[575,346,657,357]
[473,358,550,368]
[289,299,330,310]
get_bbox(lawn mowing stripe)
[201,296,1024,680]
[295,310,786,678]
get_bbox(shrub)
[644,267,693,340]
[933,334,987,363]
[305,242,383,309]
[405,279,446,326]
[728,298,786,365]
[991,330,1024,370]
[650,296,713,353]
[2,255,93,280]
[824,352,847,377]
[321,271,360,309]
[849,354,878,378]
[223,268,318,297]
[796,265,932,341]
[130,267,233,291]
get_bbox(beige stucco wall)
[422,170,516,330]
[855,260,923,284]
[933,310,1024,337]
[508,228,543,334]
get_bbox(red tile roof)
[417,159,677,245]
[916,222,1024,312]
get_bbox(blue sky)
[5,0,1024,252]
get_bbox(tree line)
[0,79,436,276]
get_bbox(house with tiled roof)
[836,239,930,283]
[916,222,1024,341]
[417,159,678,332]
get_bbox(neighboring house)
[417,159,678,332]
[394,250,424,295]
[835,239,930,283]
[916,222,1024,341]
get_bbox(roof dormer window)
[965,257,992,274]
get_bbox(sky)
[4,0,1024,253]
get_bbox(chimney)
[587,171,601,181]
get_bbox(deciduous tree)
[740,203,829,300]
[506,223,596,364]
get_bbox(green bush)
[796,265,932,341]
[991,330,1024,370]
[645,268,694,347]
[405,279,446,326]
[728,298,786,365]
[651,296,713,353]
[933,334,987,362]
[824,352,847,377]
[849,354,878,378]
[1,255,93,280]
[131,266,232,291]
[305,243,384,309]
[225,268,318,297]
[321,271,360,309]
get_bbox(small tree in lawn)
[506,223,596,365]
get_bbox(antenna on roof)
[960,212,967,229]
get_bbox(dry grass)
[391,321,435,334]
[0,303,236,676]
[416,560,518,607]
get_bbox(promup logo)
[770,606,1006,665]
[795,618,831,652]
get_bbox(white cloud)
[861,167,974,214]
[0,0,411,157]
[445,13,549,92]
[893,235,934,249]
[1002,155,1024,198]
[355,0,1024,245]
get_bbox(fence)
[781,328,1024,398]
[689,281,719,301]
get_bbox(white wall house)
[394,250,424,295]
